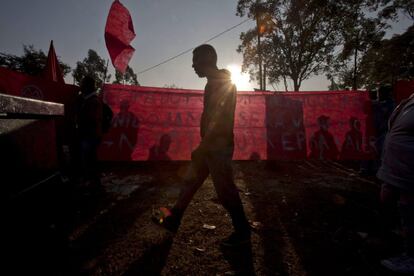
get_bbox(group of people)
[72,44,413,273]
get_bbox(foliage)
[163,84,181,89]
[330,21,413,89]
[113,66,140,85]
[359,24,414,87]
[0,45,71,77]
[379,0,414,20]
[327,0,388,90]
[72,49,111,88]
[322,0,414,89]
[237,0,343,91]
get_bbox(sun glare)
[227,64,251,91]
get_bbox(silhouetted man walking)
[154,44,251,247]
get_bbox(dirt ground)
[6,161,405,275]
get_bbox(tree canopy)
[329,2,413,89]
[237,0,344,91]
[0,45,71,77]
[237,0,412,91]
[113,66,140,86]
[358,25,413,87]
[72,49,111,88]
[380,0,414,21]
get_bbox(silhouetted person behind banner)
[340,117,363,160]
[309,115,338,160]
[111,100,139,160]
[148,134,172,161]
[249,152,261,161]
[153,44,251,247]
[75,76,103,188]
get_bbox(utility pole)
[256,14,263,91]
[255,1,264,91]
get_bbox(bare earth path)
[7,161,403,275]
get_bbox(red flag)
[105,0,136,74]
[42,40,65,84]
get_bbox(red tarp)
[105,0,136,74]
[100,85,374,161]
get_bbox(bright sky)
[0,0,412,91]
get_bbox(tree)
[72,49,111,88]
[163,84,181,89]
[113,66,140,85]
[326,0,388,90]
[329,0,414,89]
[380,0,414,21]
[0,45,71,77]
[237,0,343,91]
[360,25,414,86]
[329,25,413,89]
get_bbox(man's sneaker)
[151,207,180,233]
[221,231,251,247]
[381,253,414,274]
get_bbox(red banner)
[100,85,374,161]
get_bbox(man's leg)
[207,150,250,236]
[153,149,210,232]
[171,152,210,218]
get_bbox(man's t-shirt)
[377,94,414,190]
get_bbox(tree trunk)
[353,46,358,90]
[293,79,300,91]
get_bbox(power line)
[137,18,252,75]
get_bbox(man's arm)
[197,83,236,152]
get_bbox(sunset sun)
[227,64,251,91]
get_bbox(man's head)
[192,44,218,78]
[317,115,330,131]
[80,76,96,94]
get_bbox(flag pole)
[101,59,110,102]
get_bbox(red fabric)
[394,80,414,104]
[0,67,78,104]
[105,0,136,74]
[99,85,374,161]
[42,40,65,84]
[0,68,79,170]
